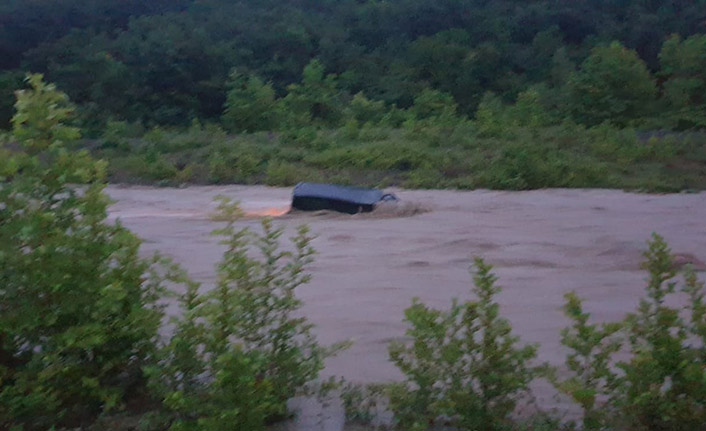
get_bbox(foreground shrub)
[144,274,274,431]
[388,258,539,431]
[340,382,387,426]
[146,199,346,430]
[0,75,165,430]
[556,234,706,430]
[553,293,623,430]
[617,235,706,430]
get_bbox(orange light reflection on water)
[244,206,291,217]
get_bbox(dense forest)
[2,0,706,189]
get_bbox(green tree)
[567,42,657,126]
[0,75,165,429]
[659,34,706,129]
[222,71,279,133]
[8,0,706,127]
[474,92,507,137]
[281,59,346,128]
[509,88,552,128]
[549,47,576,88]
[345,92,389,125]
[0,70,23,129]
[409,87,458,122]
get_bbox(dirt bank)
[106,185,706,420]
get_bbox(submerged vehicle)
[291,182,398,214]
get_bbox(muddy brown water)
[106,185,706,430]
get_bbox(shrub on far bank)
[96,119,706,192]
[265,161,322,186]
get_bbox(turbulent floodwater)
[106,185,706,430]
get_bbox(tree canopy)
[2,0,706,128]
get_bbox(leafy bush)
[387,259,539,431]
[0,75,166,430]
[567,42,657,127]
[280,60,346,129]
[138,122,226,154]
[474,92,508,138]
[341,118,360,139]
[147,200,346,429]
[144,268,274,431]
[207,150,260,184]
[221,71,279,133]
[101,119,144,150]
[340,382,387,425]
[509,88,553,128]
[279,125,318,147]
[480,140,575,190]
[94,117,704,192]
[265,161,320,186]
[346,92,389,125]
[409,88,458,123]
[212,210,347,414]
[110,150,182,184]
[553,293,623,430]
[555,234,706,431]
[616,235,706,430]
[305,141,430,172]
[0,70,24,129]
[659,34,706,129]
[403,167,446,189]
[145,156,180,182]
[358,124,393,142]
[144,126,169,149]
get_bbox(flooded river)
[106,185,706,430]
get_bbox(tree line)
[1,0,706,129]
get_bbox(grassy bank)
[92,120,706,192]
